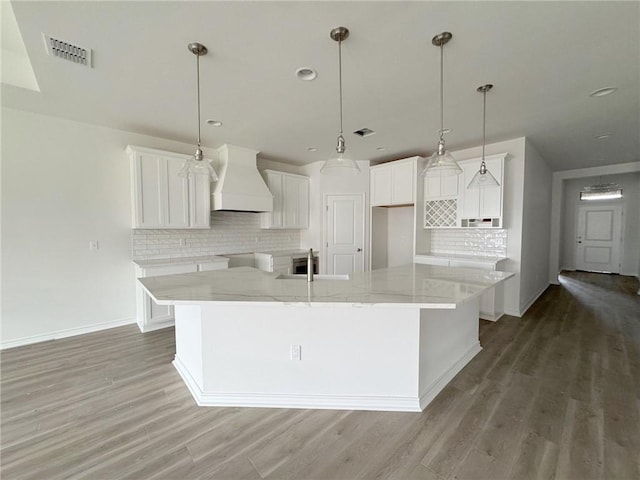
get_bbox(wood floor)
[2,271,639,479]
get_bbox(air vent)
[43,34,92,67]
[353,128,375,137]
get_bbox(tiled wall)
[430,228,507,258]
[132,211,300,260]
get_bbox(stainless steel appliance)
[292,254,318,275]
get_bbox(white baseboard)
[1,317,136,350]
[480,312,503,322]
[173,356,422,412]
[519,283,549,317]
[138,319,174,333]
[419,342,482,410]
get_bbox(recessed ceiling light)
[307,147,318,152]
[589,87,617,97]
[296,67,317,81]
[376,146,386,151]
[594,133,612,140]
[206,119,222,127]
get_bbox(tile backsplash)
[430,228,507,258]
[132,211,300,260]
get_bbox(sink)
[276,274,349,281]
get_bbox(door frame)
[574,202,624,274]
[322,192,367,274]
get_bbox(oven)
[292,255,319,275]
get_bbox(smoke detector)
[43,34,92,67]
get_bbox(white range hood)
[211,144,273,212]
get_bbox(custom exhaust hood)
[211,144,274,212]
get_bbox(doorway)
[324,193,365,275]
[575,204,623,273]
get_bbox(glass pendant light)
[421,32,461,177]
[178,42,218,180]
[468,84,500,188]
[320,27,360,176]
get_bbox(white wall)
[371,206,414,270]
[447,137,527,317]
[300,161,370,273]
[520,139,553,312]
[560,172,639,275]
[0,107,303,348]
[548,161,640,284]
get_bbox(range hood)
[211,144,273,212]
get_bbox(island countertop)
[139,263,513,309]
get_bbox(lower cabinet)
[254,253,292,275]
[414,255,506,321]
[134,259,229,332]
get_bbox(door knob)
[357,248,362,252]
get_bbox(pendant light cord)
[196,52,201,148]
[439,44,444,142]
[481,89,486,164]
[338,39,343,136]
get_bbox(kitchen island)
[139,264,512,412]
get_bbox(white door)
[325,194,365,275]
[575,204,623,273]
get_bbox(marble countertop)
[254,250,317,258]
[139,263,513,309]
[133,255,230,268]
[415,253,507,264]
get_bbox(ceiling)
[3,1,639,171]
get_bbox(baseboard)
[519,283,549,317]
[1,317,137,350]
[173,356,422,412]
[419,342,482,410]
[138,319,174,333]
[480,312,503,322]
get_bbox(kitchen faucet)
[307,248,314,282]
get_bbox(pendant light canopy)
[320,26,360,176]
[468,84,500,188]
[421,32,462,177]
[178,42,218,180]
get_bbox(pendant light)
[178,42,218,180]
[420,32,462,177]
[468,84,500,188]
[320,26,360,176]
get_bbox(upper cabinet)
[458,154,505,227]
[370,157,418,207]
[422,153,506,229]
[127,145,211,229]
[260,170,309,229]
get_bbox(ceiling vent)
[43,34,92,67]
[353,128,375,137]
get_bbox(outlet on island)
[290,344,302,361]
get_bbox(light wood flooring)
[2,271,639,479]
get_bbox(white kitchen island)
[139,264,512,412]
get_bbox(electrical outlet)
[89,240,99,251]
[290,344,302,361]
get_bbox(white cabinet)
[414,254,506,321]
[135,258,229,332]
[128,145,211,229]
[135,263,197,332]
[371,157,417,206]
[260,170,309,229]
[254,253,292,274]
[458,154,505,224]
[424,174,459,200]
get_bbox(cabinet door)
[138,263,197,332]
[189,173,211,228]
[424,175,442,200]
[165,158,190,228]
[263,172,284,228]
[371,165,392,206]
[424,173,458,200]
[133,153,165,228]
[461,160,481,218]
[297,177,309,229]
[479,157,503,218]
[391,161,414,204]
[283,175,300,228]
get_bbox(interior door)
[575,204,623,273]
[325,194,365,275]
